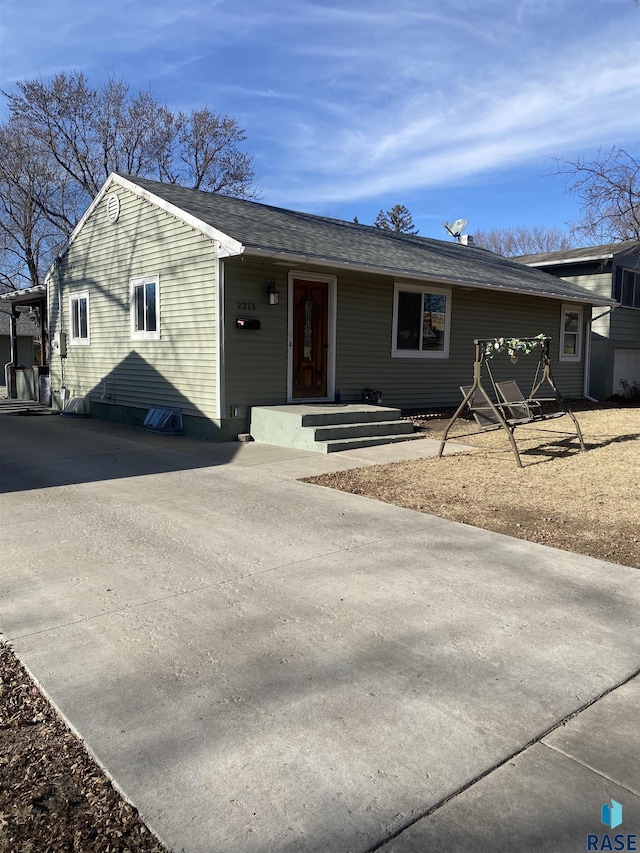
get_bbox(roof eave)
[0,284,47,304]
[241,247,616,307]
[524,252,614,267]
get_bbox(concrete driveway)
[1,411,639,852]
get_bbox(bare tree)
[472,225,574,256]
[0,119,72,289]
[176,108,255,196]
[1,70,257,286]
[374,204,419,234]
[555,147,640,243]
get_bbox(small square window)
[69,292,90,345]
[559,304,582,362]
[130,275,160,340]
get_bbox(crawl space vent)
[144,406,184,435]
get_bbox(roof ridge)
[119,173,459,248]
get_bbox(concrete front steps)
[249,404,420,453]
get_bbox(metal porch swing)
[437,335,586,468]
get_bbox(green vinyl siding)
[607,290,640,397]
[49,186,219,424]
[221,260,587,414]
[223,257,289,415]
[609,258,640,345]
[611,308,640,344]
[560,272,612,339]
[334,273,585,409]
[558,265,640,398]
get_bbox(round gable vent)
[106,193,121,223]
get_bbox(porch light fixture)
[265,279,279,305]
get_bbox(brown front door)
[292,279,329,399]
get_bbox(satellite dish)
[443,218,468,239]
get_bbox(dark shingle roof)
[121,175,615,305]
[0,311,37,337]
[516,240,639,266]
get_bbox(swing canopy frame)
[437,335,586,468]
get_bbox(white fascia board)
[113,175,244,257]
[243,247,617,307]
[42,177,115,281]
[0,284,47,302]
[47,173,245,278]
[525,252,614,267]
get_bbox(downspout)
[583,315,595,402]
[53,257,66,406]
[2,306,18,398]
[216,256,226,426]
[37,299,46,367]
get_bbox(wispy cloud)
[252,2,640,205]
[1,0,638,226]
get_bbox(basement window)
[131,274,160,340]
[69,292,90,345]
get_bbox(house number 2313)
[236,300,256,311]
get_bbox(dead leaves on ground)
[0,643,168,853]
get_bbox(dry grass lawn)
[305,406,640,570]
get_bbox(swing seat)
[440,337,586,468]
[460,386,501,429]
[460,385,531,430]
[496,380,565,423]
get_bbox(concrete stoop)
[249,404,420,453]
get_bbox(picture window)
[392,283,451,358]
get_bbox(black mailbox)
[236,318,261,330]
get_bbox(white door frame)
[287,270,337,403]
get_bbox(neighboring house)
[46,173,615,440]
[518,242,640,400]
[0,284,48,400]
[0,310,35,368]
[0,305,37,396]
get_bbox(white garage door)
[613,348,640,393]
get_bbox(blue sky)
[1,0,639,239]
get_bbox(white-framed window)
[69,291,90,345]
[130,274,160,340]
[392,282,451,358]
[559,304,583,361]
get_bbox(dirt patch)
[0,643,170,853]
[305,407,640,570]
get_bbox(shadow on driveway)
[0,409,243,494]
